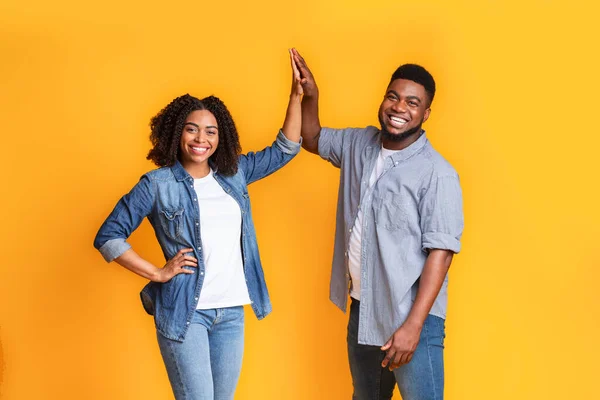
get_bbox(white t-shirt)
[348,146,399,300]
[194,170,251,309]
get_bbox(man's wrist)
[302,92,319,102]
[403,315,426,331]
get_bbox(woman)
[94,51,303,399]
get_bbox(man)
[292,48,464,400]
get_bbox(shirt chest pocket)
[373,194,408,231]
[159,207,185,240]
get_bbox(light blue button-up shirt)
[319,126,464,346]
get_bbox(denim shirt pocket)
[374,194,408,231]
[159,207,185,240]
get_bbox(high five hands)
[291,48,318,98]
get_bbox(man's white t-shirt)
[348,146,400,300]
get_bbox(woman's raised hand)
[290,48,304,97]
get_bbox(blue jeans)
[157,306,245,400]
[347,299,445,400]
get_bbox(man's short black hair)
[390,64,436,104]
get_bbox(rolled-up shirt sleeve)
[93,175,154,262]
[419,174,464,253]
[239,130,302,185]
[275,129,302,155]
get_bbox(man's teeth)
[390,116,407,124]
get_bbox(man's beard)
[379,114,423,142]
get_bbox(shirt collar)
[170,160,192,182]
[379,130,429,164]
[170,160,219,182]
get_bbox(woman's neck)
[182,162,210,179]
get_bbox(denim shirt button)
[186,321,190,325]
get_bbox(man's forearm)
[404,249,454,329]
[301,95,321,154]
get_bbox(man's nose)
[392,100,407,113]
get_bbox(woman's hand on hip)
[157,248,198,283]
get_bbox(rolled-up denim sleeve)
[93,175,155,262]
[239,130,301,185]
[419,175,464,253]
[274,129,302,155]
[318,127,359,168]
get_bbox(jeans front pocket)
[159,207,185,240]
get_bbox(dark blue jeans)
[347,299,446,400]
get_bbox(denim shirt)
[319,127,464,346]
[94,131,301,342]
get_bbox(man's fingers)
[293,54,313,77]
[380,339,392,351]
[381,349,394,368]
[399,352,410,365]
[295,50,306,64]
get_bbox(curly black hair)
[147,94,241,176]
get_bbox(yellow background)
[1,0,599,399]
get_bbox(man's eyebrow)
[387,90,423,103]
[405,95,422,102]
